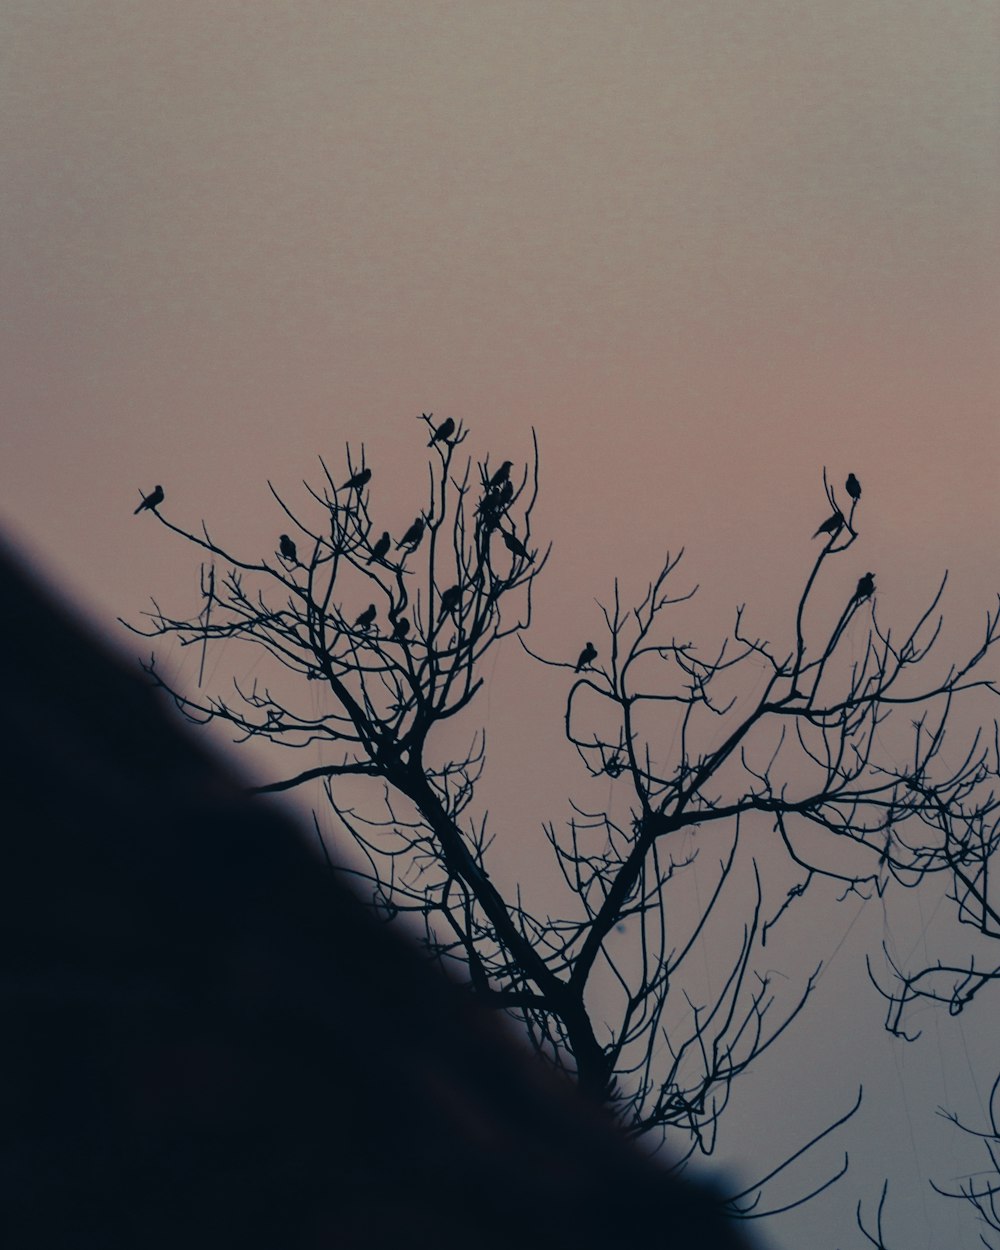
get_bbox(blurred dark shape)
[341,468,372,491]
[0,541,755,1250]
[354,603,376,631]
[812,511,844,539]
[368,531,391,564]
[429,417,455,446]
[397,517,424,551]
[279,534,298,563]
[133,485,164,515]
[576,641,598,672]
[390,616,410,641]
[845,473,861,501]
[855,571,875,601]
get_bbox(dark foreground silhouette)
[1,540,755,1250]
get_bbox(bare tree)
[929,1069,1000,1247]
[857,1181,894,1249]
[125,422,1000,1218]
[868,754,1000,1042]
[863,683,1000,1241]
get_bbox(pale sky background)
[2,4,999,1247]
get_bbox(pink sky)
[2,5,998,1246]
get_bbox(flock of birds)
[130,444,540,664]
[132,466,873,677]
[811,472,874,604]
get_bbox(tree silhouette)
[863,616,1000,1242]
[124,421,1000,1219]
[930,1073,1000,1247]
[4,543,753,1250]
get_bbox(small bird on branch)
[429,417,455,446]
[368,531,391,564]
[488,460,513,490]
[354,604,376,631]
[342,468,372,492]
[133,485,164,515]
[854,571,875,602]
[575,642,598,672]
[477,479,514,537]
[438,585,462,617]
[813,510,844,539]
[279,534,298,563]
[477,503,501,534]
[501,530,531,561]
[846,473,861,502]
[397,518,424,551]
[391,617,410,641]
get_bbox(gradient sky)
[2,5,998,1247]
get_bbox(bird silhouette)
[854,571,875,601]
[342,468,372,491]
[488,460,513,490]
[501,530,531,561]
[575,642,598,672]
[477,504,500,534]
[497,479,514,508]
[133,485,164,515]
[397,518,424,551]
[354,604,376,631]
[391,617,410,641]
[476,489,503,528]
[438,585,462,616]
[429,417,455,446]
[846,473,861,502]
[368,531,391,564]
[279,534,298,563]
[813,510,844,539]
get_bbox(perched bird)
[846,473,861,502]
[354,603,377,631]
[438,585,462,617]
[476,479,513,537]
[429,417,455,446]
[279,534,298,563]
[133,485,164,515]
[488,460,513,490]
[342,468,372,492]
[501,530,531,561]
[477,503,501,534]
[397,517,424,551]
[368,531,391,564]
[854,571,875,601]
[813,510,844,539]
[575,642,598,672]
[391,616,410,641]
